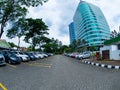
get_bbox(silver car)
[0,52,6,66]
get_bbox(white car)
[41,53,48,58]
[37,53,44,59]
[13,51,30,61]
[82,52,91,59]
[75,53,83,60]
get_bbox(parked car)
[0,52,6,66]
[12,51,30,62]
[31,52,40,60]
[24,52,36,61]
[71,53,79,58]
[40,52,48,58]
[1,50,21,64]
[35,52,44,59]
[75,53,83,60]
[82,52,92,59]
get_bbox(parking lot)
[0,56,53,90]
[0,55,120,90]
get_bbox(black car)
[1,50,21,64]
[0,52,6,66]
[24,52,36,61]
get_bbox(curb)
[81,60,120,69]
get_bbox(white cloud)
[26,0,79,46]
[2,0,120,47]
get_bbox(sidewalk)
[81,58,120,69]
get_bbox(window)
[118,44,120,50]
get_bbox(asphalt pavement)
[0,55,120,90]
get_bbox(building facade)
[73,1,110,49]
[100,36,120,60]
[69,22,76,44]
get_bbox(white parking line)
[33,62,52,66]
[23,62,52,68]
[6,64,16,68]
[29,64,52,68]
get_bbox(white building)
[100,36,120,60]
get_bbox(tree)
[8,42,18,48]
[37,36,51,50]
[89,46,96,51]
[110,29,120,38]
[58,45,69,54]
[0,0,48,38]
[6,18,26,49]
[42,38,62,53]
[72,39,78,51]
[24,18,49,51]
[81,39,87,51]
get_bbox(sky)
[3,0,120,47]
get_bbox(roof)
[104,36,120,45]
[0,39,11,48]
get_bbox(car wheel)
[80,57,83,60]
[8,60,11,64]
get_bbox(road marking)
[0,83,8,90]
[6,64,16,68]
[23,62,52,68]
[33,62,52,66]
[29,64,52,68]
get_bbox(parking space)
[0,56,54,90]
[23,61,52,68]
[6,64,17,68]
[0,59,52,69]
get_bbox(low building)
[0,39,11,50]
[100,36,120,60]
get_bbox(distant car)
[82,52,91,59]
[24,52,36,61]
[75,53,83,60]
[31,52,40,60]
[35,52,44,59]
[1,50,21,64]
[40,52,48,58]
[71,53,78,58]
[0,52,6,66]
[48,53,53,56]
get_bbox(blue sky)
[3,0,120,47]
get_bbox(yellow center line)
[0,83,8,90]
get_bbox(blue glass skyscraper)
[73,1,110,48]
[69,22,76,44]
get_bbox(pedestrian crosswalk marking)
[0,83,7,90]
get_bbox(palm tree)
[82,39,87,52]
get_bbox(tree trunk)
[17,37,20,50]
[32,44,35,52]
[0,24,4,38]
